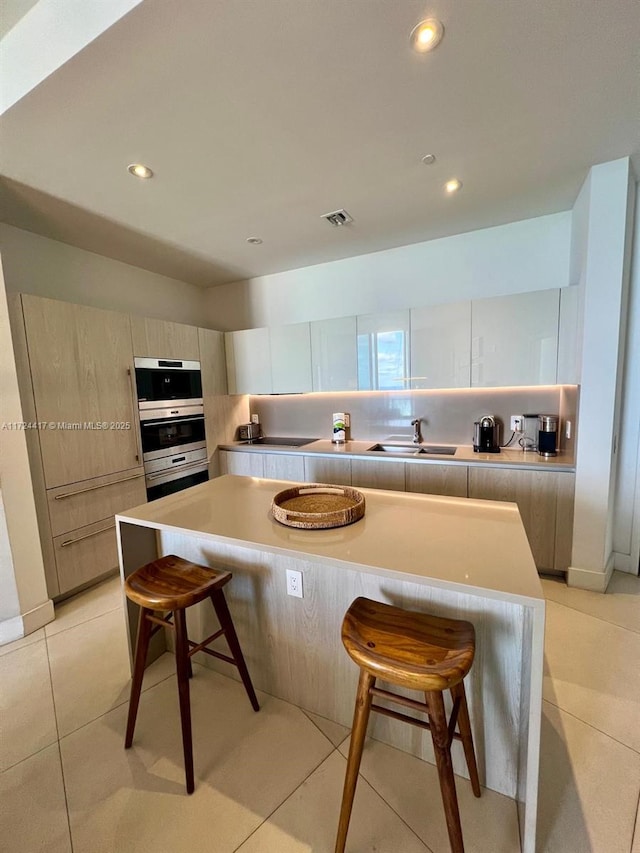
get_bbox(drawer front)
[47,468,146,537]
[303,456,351,486]
[351,459,405,492]
[53,520,119,594]
[406,463,468,498]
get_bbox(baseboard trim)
[567,554,615,592]
[22,598,54,635]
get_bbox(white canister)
[332,412,350,443]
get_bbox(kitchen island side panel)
[157,528,527,800]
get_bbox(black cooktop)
[244,436,318,447]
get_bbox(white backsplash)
[249,386,578,453]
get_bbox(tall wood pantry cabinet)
[13,295,146,597]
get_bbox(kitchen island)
[116,474,544,852]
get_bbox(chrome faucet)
[411,418,422,444]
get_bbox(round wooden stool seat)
[123,554,258,794]
[342,596,475,692]
[336,597,480,853]
[124,554,231,611]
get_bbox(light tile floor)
[1,571,639,852]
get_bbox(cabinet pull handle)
[53,472,144,500]
[60,523,115,548]
[145,460,207,481]
[142,416,203,427]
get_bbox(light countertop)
[220,438,575,471]
[117,474,544,606]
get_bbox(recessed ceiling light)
[410,19,444,53]
[127,163,153,179]
[445,178,462,193]
[246,237,263,245]
[421,153,436,165]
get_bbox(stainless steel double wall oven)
[134,357,208,500]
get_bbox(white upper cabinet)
[410,302,471,389]
[225,288,568,395]
[225,327,272,394]
[471,290,560,387]
[357,311,410,390]
[310,316,358,392]
[270,323,312,393]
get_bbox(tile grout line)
[542,697,640,756]
[229,747,341,852]
[43,630,75,853]
[55,668,178,744]
[45,602,123,641]
[630,787,640,853]
[1,739,62,775]
[544,595,640,635]
[231,742,436,853]
[351,761,438,853]
[299,707,350,748]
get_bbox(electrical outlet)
[565,420,572,440]
[250,414,260,424]
[510,415,524,432]
[286,569,303,598]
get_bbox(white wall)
[0,254,53,644]
[206,212,572,330]
[0,489,21,625]
[613,181,640,572]
[570,158,636,589]
[0,224,207,325]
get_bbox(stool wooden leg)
[452,681,481,798]
[174,608,195,794]
[125,606,153,749]
[210,590,259,712]
[335,669,375,853]
[425,690,465,853]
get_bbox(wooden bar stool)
[123,554,259,793]
[335,597,480,853]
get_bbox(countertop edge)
[115,475,545,605]
[218,440,576,472]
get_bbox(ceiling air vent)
[321,209,353,227]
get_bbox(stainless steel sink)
[367,443,457,456]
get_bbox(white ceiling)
[1,0,639,287]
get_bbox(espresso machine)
[473,415,501,453]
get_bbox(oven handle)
[141,416,205,427]
[145,460,208,482]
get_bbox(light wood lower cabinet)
[46,466,147,595]
[468,468,575,571]
[53,520,119,594]
[219,450,265,477]
[553,472,576,571]
[406,463,468,497]
[264,453,305,482]
[303,456,352,486]
[351,459,405,491]
[47,468,146,537]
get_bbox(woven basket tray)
[271,484,366,529]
